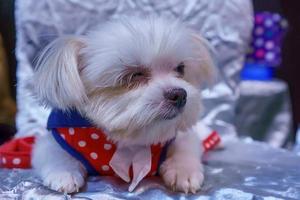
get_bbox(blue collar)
[47,109,92,129]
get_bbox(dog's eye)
[175,62,185,76]
[132,72,144,79]
[120,67,150,89]
[130,71,147,84]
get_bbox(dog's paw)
[43,170,85,193]
[160,156,204,194]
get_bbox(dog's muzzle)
[164,88,187,109]
[159,88,187,120]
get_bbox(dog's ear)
[188,33,217,86]
[33,36,88,110]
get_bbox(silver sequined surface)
[1,140,300,199]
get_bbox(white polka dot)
[78,141,86,147]
[91,133,99,140]
[205,143,211,149]
[90,152,98,160]
[213,136,219,141]
[61,134,66,140]
[2,157,6,164]
[102,165,110,171]
[103,144,112,150]
[69,128,75,135]
[13,158,21,165]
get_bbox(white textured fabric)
[109,145,152,192]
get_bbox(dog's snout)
[164,88,187,109]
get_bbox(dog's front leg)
[160,123,204,194]
[32,133,87,193]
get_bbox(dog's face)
[34,17,215,145]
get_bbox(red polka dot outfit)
[54,127,164,177]
[47,109,170,179]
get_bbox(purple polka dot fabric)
[246,12,288,67]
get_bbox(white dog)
[31,17,216,194]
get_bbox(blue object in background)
[241,63,274,80]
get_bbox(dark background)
[0,0,16,100]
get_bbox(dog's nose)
[164,88,187,109]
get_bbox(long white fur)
[32,16,215,194]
